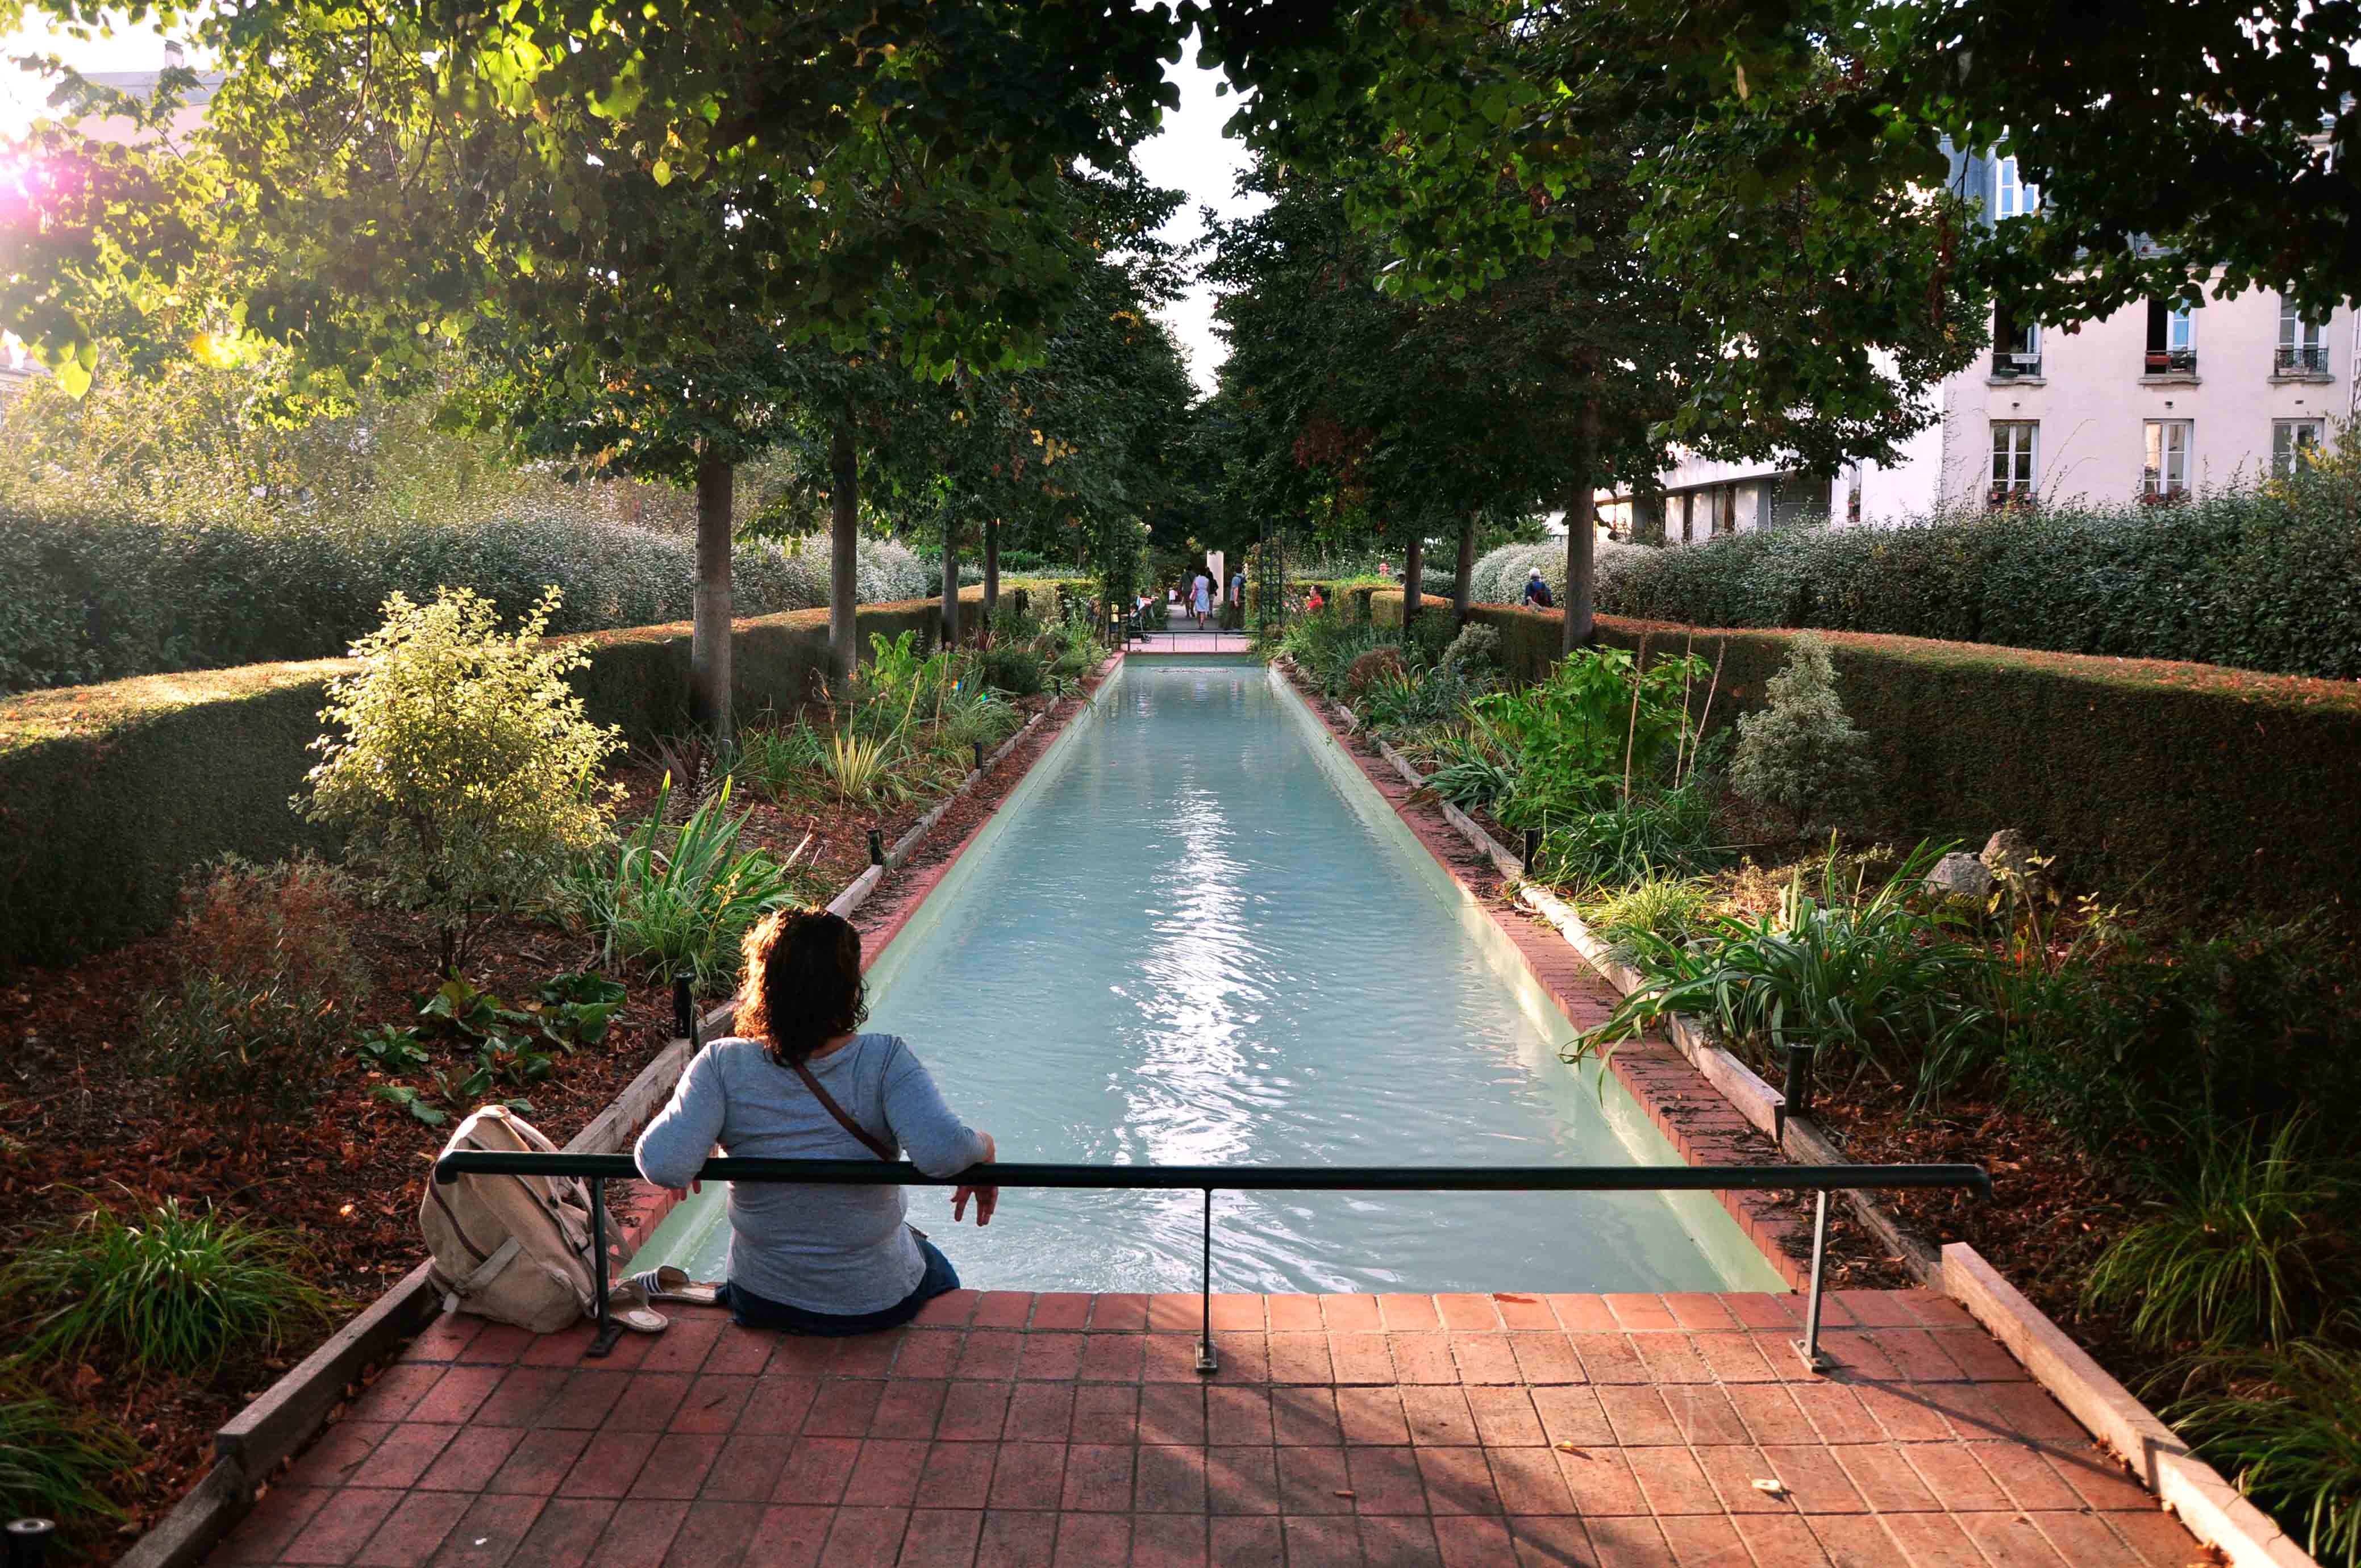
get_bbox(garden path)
[207,1286,2207,1567]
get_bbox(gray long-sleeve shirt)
[633,1034,988,1314]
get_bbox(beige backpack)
[420,1104,605,1333]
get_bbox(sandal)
[625,1265,723,1307]
[605,1277,669,1333]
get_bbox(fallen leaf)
[1751,1478,1789,1498]
[1332,1490,1356,1499]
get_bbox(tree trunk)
[1452,513,1476,624]
[940,508,960,648]
[691,450,734,739]
[983,518,1001,621]
[1402,524,1423,628]
[828,414,859,686]
[1563,395,1600,653]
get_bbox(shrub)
[2172,1341,2361,1567]
[1729,633,1877,828]
[558,777,809,992]
[1476,644,1710,816]
[2006,918,2361,1164]
[299,587,624,972]
[1440,623,1502,675]
[0,1198,331,1378]
[131,973,347,1123]
[981,644,1046,698]
[0,1370,135,1529]
[1408,607,1458,666]
[174,854,366,1002]
[1346,647,1406,698]
[2085,1118,2354,1349]
[939,693,1025,758]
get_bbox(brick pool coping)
[210,1287,2206,1567]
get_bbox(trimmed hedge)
[0,586,1051,971]
[1592,491,2361,679]
[0,508,958,695]
[1368,590,2361,918]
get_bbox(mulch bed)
[0,678,1097,1556]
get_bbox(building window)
[2143,419,2192,499]
[1994,156,2039,219]
[2276,299,2329,375]
[2145,300,2197,374]
[1989,421,2038,506]
[1992,302,2042,377]
[2273,418,2325,477]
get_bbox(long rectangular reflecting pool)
[628,657,1785,1294]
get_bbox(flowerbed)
[1272,599,2361,1565]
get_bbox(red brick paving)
[216,1290,2205,1566]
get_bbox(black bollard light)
[672,977,693,1044]
[972,741,985,775]
[867,827,885,868]
[9,1519,56,1568]
[1776,1042,1817,1142]
[1522,828,1540,873]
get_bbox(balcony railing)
[2144,348,2197,375]
[434,1149,1991,1375]
[1991,352,2043,379]
[2275,345,2330,375]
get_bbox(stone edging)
[1307,661,2316,1568]
[118,662,1117,1568]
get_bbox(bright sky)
[1,18,1255,396]
[1134,38,1265,395]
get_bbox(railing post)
[1196,1187,1219,1376]
[1793,1188,1832,1374]
[586,1176,622,1359]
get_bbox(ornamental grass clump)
[560,775,810,992]
[2085,1117,2355,1350]
[2171,1340,2361,1567]
[0,1198,331,1380]
[299,587,623,973]
[1729,633,1877,829]
[0,1369,135,1529]
[1576,843,1999,1111]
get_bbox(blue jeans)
[719,1236,960,1336]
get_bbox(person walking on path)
[1191,570,1212,629]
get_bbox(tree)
[3,1,1182,724]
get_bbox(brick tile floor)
[214,1290,2206,1567]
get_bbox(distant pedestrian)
[1191,570,1211,629]
[1522,569,1555,610]
[1305,585,1325,613]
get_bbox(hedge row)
[1367,590,2361,918]
[0,507,969,695]
[0,585,1053,971]
[1592,488,2361,679]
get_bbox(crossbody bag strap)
[792,1057,895,1161]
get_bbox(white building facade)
[1606,148,2360,539]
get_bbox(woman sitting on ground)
[634,908,998,1334]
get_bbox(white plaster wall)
[1938,281,2353,508]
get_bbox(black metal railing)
[432,1151,1988,1375]
[2276,344,2330,375]
[1990,352,2042,378]
[2143,347,2197,375]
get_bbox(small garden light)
[1776,1042,1818,1142]
[7,1518,56,1568]
[867,827,885,868]
[672,977,693,1044]
[1522,828,1540,873]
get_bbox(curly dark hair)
[735,907,868,1067]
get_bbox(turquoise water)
[630,658,1783,1294]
